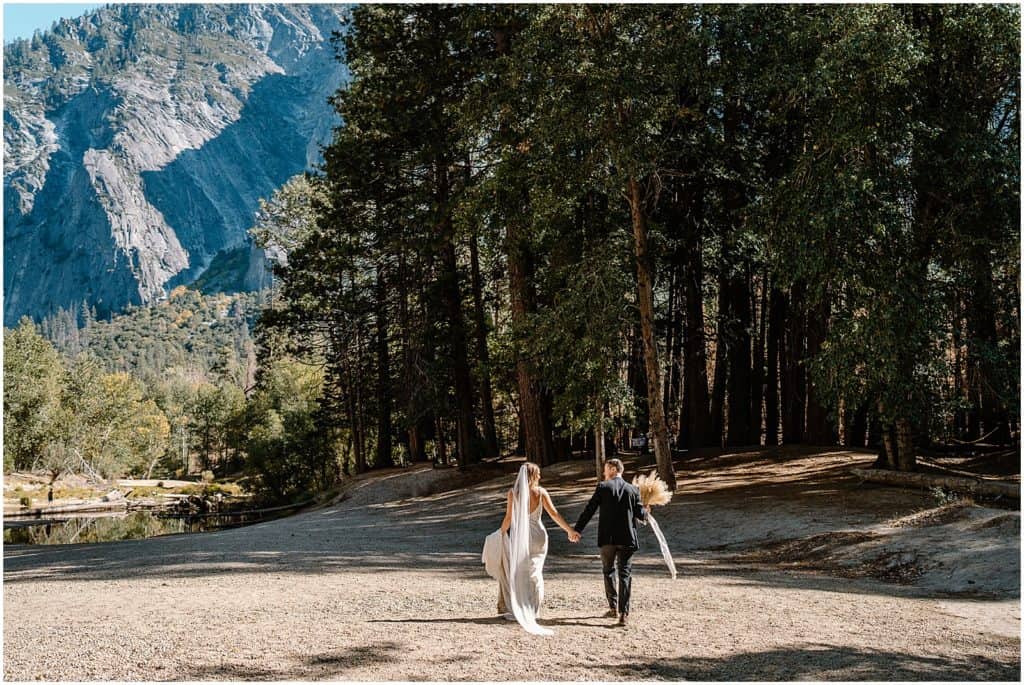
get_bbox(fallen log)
[126,498,164,510]
[949,426,1003,445]
[114,478,197,488]
[851,467,1019,499]
[7,500,130,517]
[915,457,1009,481]
[169,499,314,519]
[4,518,65,529]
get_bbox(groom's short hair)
[605,458,624,474]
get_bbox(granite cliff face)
[3,3,347,324]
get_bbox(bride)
[482,462,580,636]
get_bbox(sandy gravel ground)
[3,447,1020,681]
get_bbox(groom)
[571,458,649,626]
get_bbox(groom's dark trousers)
[600,544,635,614]
[574,475,647,616]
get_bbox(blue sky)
[4,2,103,44]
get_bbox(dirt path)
[4,447,1020,680]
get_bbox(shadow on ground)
[184,641,402,680]
[612,642,1019,681]
[178,637,1019,681]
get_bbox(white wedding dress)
[481,465,553,636]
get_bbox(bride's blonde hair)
[524,462,541,486]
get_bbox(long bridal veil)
[504,464,553,636]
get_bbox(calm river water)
[3,508,290,545]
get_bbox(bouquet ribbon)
[646,512,677,579]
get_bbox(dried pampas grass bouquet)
[633,471,673,507]
[632,471,678,579]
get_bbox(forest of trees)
[261,4,1019,490]
[4,4,1018,503]
[3,288,331,501]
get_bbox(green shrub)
[930,486,964,506]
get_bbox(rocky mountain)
[3,3,347,325]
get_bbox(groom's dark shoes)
[603,608,618,618]
[618,613,629,626]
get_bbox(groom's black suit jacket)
[573,476,647,549]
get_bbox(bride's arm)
[541,490,579,537]
[500,490,513,534]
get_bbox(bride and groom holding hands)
[481,458,651,635]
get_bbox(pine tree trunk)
[398,251,426,463]
[765,286,784,446]
[966,351,981,441]
[508,224,555,466]
[881,427,897,470]
[663,268,676,420]
[541,388,559,462]
[669,285,684,437]
[516,411,526,456]
[627,322,649,433]
[805,296,834,444]
[494,20,552,467]
[408,426,425,463]
[469,232,499,459]
[725,262,753,447]
[750,269,768,446]
[895,417,916,471]
[374,264,394,468]
[663,266,682,432]
[341,428,352,477]
[952,291,965,440]
[848,400,869,448]
[719,78,751,448]
[438,194,478,467]
[594,397,606,481]
[876,400,896,469]
[709,275,728,448]
[837,397,847,446]
[354,338,367,474]
[683,227,712,448]
[343,353,360,474]
[781,283,806,443]
[435,415,448,465]
[966,246,1008,444]
[628,177,676,490]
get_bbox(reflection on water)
[3,509,285,545]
